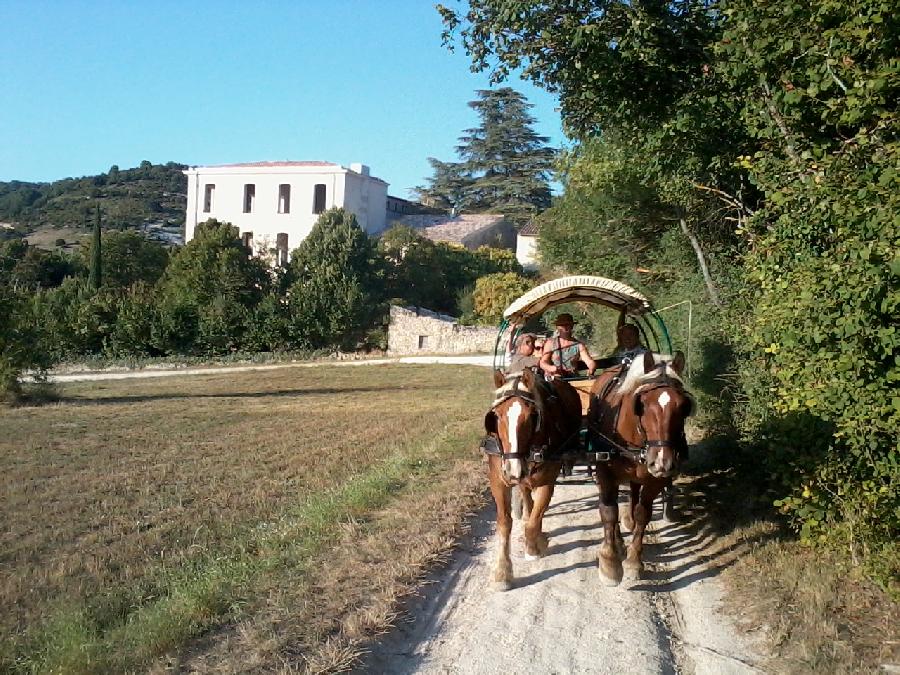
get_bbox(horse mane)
[614,354,684,401]
[493,373,532,404]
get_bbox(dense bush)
[0,285,49,399]
[471,272,533,325]
[379,224,524,315]
[442,0,899,579]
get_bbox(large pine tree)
[415,88,555,223]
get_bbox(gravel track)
[358,474,767,675]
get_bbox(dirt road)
[358,474,767,675]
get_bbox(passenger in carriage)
[614,323,648,362]
[507,333,541,374]
[540,313,596,378]
[591,317,650,372]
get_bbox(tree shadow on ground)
[62,385,410,406]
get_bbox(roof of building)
[397,213,508,245]
[518,221,540,236]
[184,160,388,184]
[204,161,339,168]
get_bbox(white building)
[184,161,388,262]
[516,221,540,271]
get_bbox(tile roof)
[518,221,540,236]
[397,214,507,245]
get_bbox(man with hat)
[539,313,596,377]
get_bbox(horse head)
[485,368,541,484]
[630,351,693,478]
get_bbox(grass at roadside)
[681,436,899,673]
[0,364,491,672]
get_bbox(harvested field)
[0,364,490,672]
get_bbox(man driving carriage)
[539,313,597,378]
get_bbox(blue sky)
[0,1,566,197]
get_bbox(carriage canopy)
[503,275,651,323]
[494,275,672,370]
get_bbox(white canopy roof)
[503,275,651,323]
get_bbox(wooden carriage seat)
[565,377,596,416]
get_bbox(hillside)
[0,162,187,240]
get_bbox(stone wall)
[388,305,497,355]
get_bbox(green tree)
[379,225,523,315]
[0,285,50,399]
[414,158,469,211]
[287,208,383,349]
[80,230,169,289]
[88,203,102,290]
[0,239,78,291]
[154,219,270,354]
[471,272,533,325]
[415,88,556,223]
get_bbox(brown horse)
[588,351,692,586]
[483,368,582,590]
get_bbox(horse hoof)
[492,579,513,591]
[623,566,642,582]
[523,552,540,561]
[599,573,621,587]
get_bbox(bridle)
[482,376,546,462]
[592,373,692,465]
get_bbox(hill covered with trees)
[0,161,186,236]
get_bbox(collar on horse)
[591,370,689,465]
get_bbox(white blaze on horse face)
[658,391,671,410]
[505,401,524,479]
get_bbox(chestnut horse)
[588,351,693,585]
[482,368,582,589]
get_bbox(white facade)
[184,161,388,260]
[516,232,539,271]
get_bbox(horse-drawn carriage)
[481,275,693,589]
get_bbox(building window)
[243,184,255,213]
[241,231,253,253]
[418,335,429,350]
[203,184,215,212]
[313,184,326,214]
[276,232,289,266]
[278,184,291,214]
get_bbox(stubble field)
[0,364,490,673]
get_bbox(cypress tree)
[88,203,102,289]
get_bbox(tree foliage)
[471,272,533,325]
[379,224,523,314]
[287,208,383,349]
[415,88,555,223]
[80,230,169,289]
[440,0,900,572]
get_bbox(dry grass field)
[1,364,491,673]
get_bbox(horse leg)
[621,482,640,532]
[523,482,555,558]
[489,468,514,590]
[519,484,534,521]
[623,486,658,582]
[596,469,623,586]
